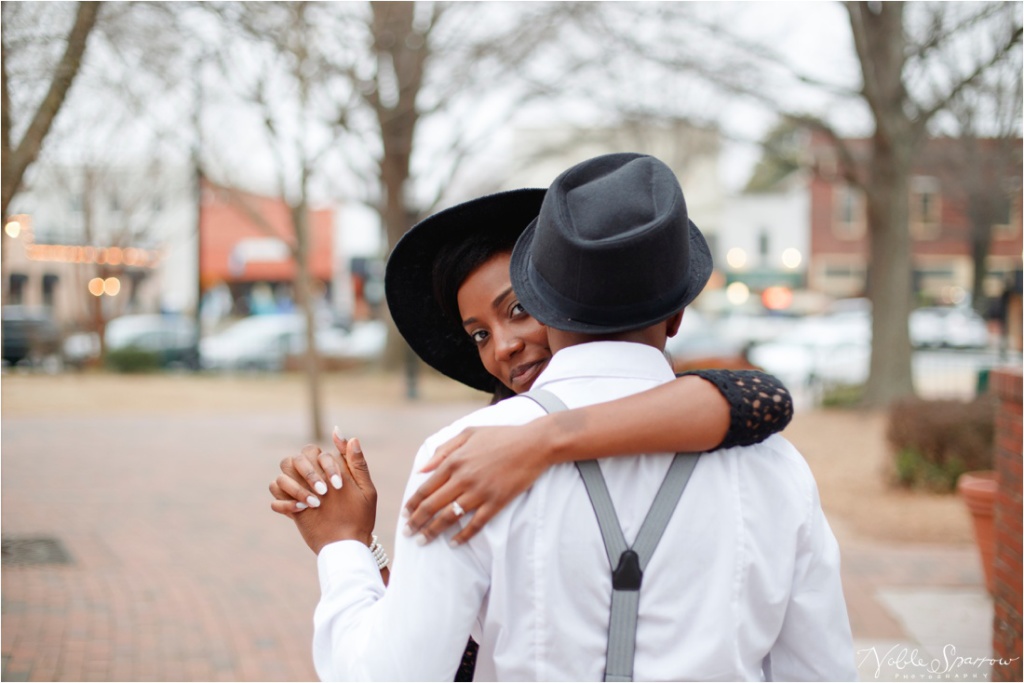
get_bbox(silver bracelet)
[369,534,389,570]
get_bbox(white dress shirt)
[313,341,857,681]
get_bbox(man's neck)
[547,327,666,355]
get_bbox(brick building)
[806,135,1022,305]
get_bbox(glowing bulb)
[88,278,105,296]
[726,282,750,306]
[103,277,121,296]
[782,248,802,269]
[5,220,21,238]
[726,248,747,270]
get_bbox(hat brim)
[510,217,714,335]
[384,189,547,393]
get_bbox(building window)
[42,274,59,308]
[993,191,1020,240]
[833,184,866,239]
[909,176,941,240]
[8,273,28,305]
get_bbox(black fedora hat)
[510,153,713,335]
[384,188,546,393]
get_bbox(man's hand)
[271,431,378,555]
[401,423,550,546]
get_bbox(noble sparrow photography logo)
[857,643,1021,680]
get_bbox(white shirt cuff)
[317,540,385,595]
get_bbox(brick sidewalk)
[1,390,990,681]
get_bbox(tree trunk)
[847,1,918,407]
[292,198,325,443]
[861,141,917,406]
[371,1,428,377]
[968,200,997,313]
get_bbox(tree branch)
[918,23,1023,128]
[1,1,102,219]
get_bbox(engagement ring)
[451,501,466,518]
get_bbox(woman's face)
[457,252,551,394]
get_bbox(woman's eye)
[470,330,489,344]
[510,302,526,317]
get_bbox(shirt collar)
[532,341,676,388]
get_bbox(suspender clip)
[612,549,643,591]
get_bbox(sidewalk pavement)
[1,397,996,681]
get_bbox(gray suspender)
[522,389,701,683]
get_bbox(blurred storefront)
[198,181,336,323]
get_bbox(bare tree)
[1,2,102,297]
[929,61,1023,314]
[600,2,1021,407]
[202,1,372,442]
[838,1,1021,407]
[201,1,611,412]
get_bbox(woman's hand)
[271,432,378,555]
[402,422,552,546]
[269,440,345,515]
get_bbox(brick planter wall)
[991,368,1022,682]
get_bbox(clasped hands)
[270,421,551,548]
[269,430,377,555]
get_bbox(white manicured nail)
[295,502,308,511]
[306,495,320,508]
[330,475,343,490]
[401,524,413,537]
[400,507,410,519]
[415,534,428,546]
[333,425,342,440]
[314,481,328,495]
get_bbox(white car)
[200,314,385,371]
[747,312,871,391]
[105,314,199,369]
[910,306,989,349]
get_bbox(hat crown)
[510,153,712,334]
[545,155,688,309]
[563,154,683,245]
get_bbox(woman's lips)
[510,359,547,390]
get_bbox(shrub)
[105,346,162,373]
[886,395,995,492]
[821,383,864,408]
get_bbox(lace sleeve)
[679,369,794,449]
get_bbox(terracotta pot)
[958,470,997,595]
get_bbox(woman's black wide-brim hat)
[384,188,547,393]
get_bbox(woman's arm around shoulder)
[402,370,793,545]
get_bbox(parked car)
[105,314,199,369]
[63,331,101,368]
[910,306,990,349]
[200,314,305,371]
[1,305,63,369]
[317,320,387,362]
[746,311,871,391]
[200,313,383,372]
[664,308,756,371]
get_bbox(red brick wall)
[992,368,1023,682]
